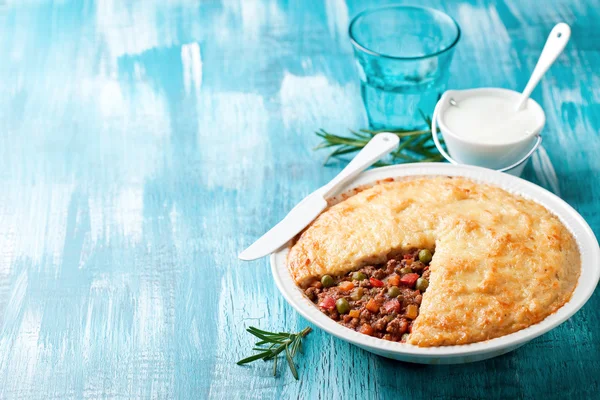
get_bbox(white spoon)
[515,23,571,111]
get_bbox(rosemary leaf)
[238,326,312,380]
[237,351,271,365]
[330,146,359,157]
[324,146,360,165]
[313,141,337,150]
[417,148,443,158]
[392,152,419,162]
[285,343,299,380]
[246,330,284,343]
[373,160,393,167]
[394,130,431,138]
[349,129,373,140]
[360,127,419,134]
[412,133,433,150]
[290,335,302,357]
[395,135,419,153]
[262,344,288,360]
[419,155,445,162]
[314,114,444,166]
[247,327,280,335]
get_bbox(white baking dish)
[270,163,599,364]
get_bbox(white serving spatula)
[238,132,399,261]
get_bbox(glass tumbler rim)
[348,5,461,61]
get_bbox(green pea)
[352,271,367,281]
[399,267,412,274]
[321,275,335,288]
[350,287,364,301]
[418,249,433,265]
[415,277,429,292]
[387,286,401,298]
[336,298,350,314]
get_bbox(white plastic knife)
[238,132,399,261]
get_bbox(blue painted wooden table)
[1,0,599,399]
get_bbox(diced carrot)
[338,281,355,291]
[359,324,374,336]
[400,273,419,287]
[369,277,384,287]
[387,274,401,286]
[405,304,419,319]
[366,298,380,313]
[349,309,360,318]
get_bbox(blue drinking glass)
[349,6,461,129]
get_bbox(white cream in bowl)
[431,88,545,176]
[442,93,541,145]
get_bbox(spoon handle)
[515,23,571,111]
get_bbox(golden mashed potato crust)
[287,176,581,346]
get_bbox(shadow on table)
[366,335,587,399]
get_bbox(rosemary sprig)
[314,114,445,165]
[237,326,312,380]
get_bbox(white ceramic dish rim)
[270,163,600,359]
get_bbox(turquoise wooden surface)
[1,0,598,399]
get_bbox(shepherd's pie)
[287,177,581,346]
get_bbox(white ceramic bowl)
[270,163,599,364]
[432,88,546,177]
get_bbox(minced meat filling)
[304,248,433,343]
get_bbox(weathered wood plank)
[0,0,598,399]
